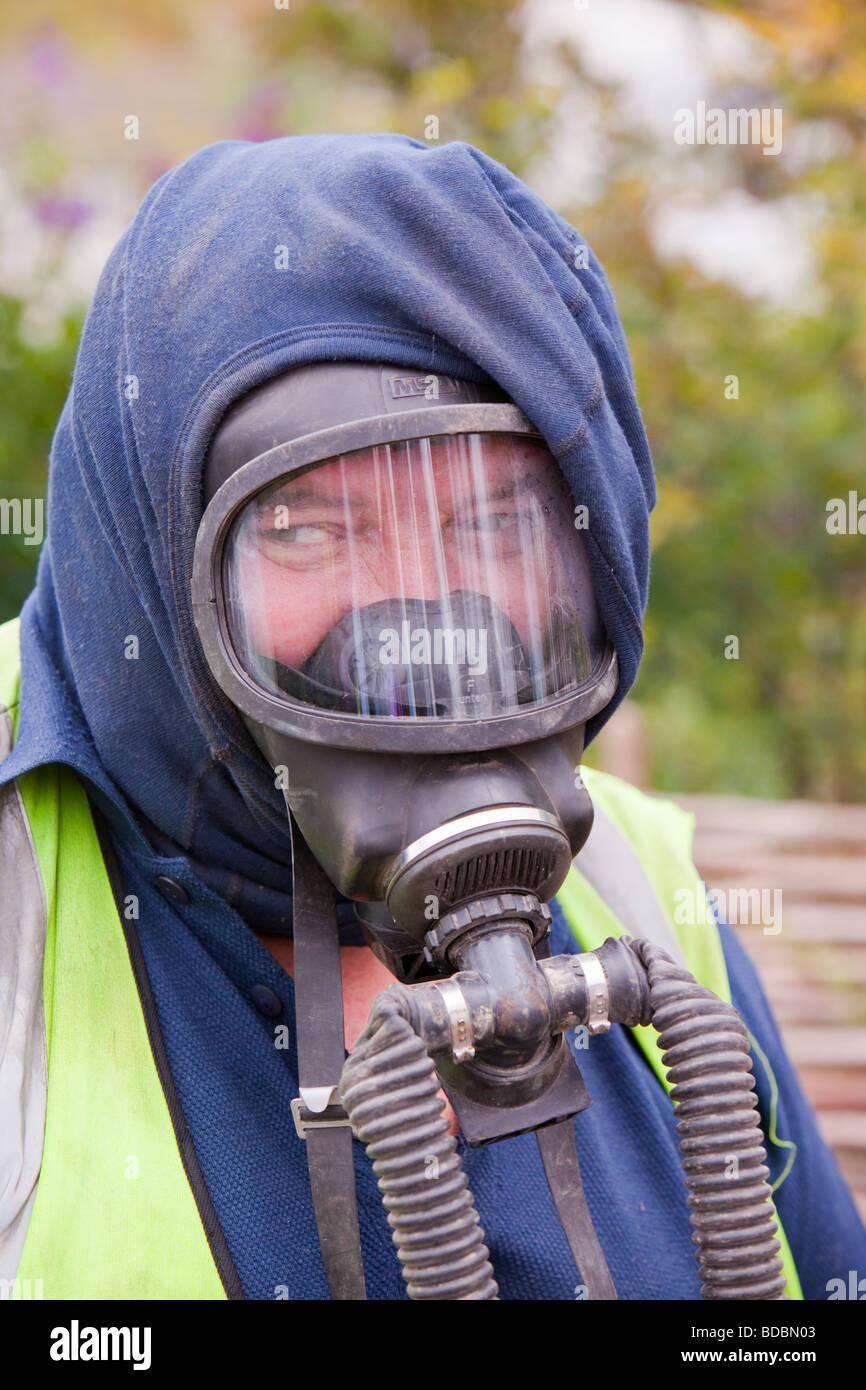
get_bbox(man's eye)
[261,521,339,546]
[454,511,519,536]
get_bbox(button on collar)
[155,875,191,905]
[251,984,283,1018]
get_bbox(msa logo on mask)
[379,622,488,676]
[388,374,464,399]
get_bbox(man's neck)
[255,933,459,1133]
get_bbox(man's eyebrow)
[257,475,527,513]
[258,484,348,510]
[464,482,521,504]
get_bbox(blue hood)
[1,133,655,928]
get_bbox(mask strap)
[290,817,367,1300]
[536,1119,617,1299]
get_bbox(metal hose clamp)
[434,978,476,1063]
[575,952,611,1035]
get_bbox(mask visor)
[222,432,605,721]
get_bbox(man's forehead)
[256,434,557,507]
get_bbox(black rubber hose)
[623,936,788,1300]
[338,989,499,1301]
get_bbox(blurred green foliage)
[0,0,863,800]
[585,192,866,802]
[0,297,79,619]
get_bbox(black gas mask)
[192,361,787,1304]
[193,362,616,933]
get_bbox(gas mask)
[193,362,786,1303]
[194,362,615,917]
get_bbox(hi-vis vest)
[0,616,802,1300]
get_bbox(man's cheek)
[481,579,532,649]
[236,547,313,666]
[252,583,340,669]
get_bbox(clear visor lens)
[223,433,604,719]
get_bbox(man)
[0,133,863,1300]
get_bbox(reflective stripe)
[575,803,687,967]
[0,702,48,1288]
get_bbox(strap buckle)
[291,1085,353,1141]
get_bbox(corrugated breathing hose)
[338,989,499,1300]
[622,935,788,1300]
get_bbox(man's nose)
[354,531,449,604]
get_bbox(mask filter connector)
[422,891,551,970]
[384,806,573,936]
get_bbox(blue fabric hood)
[1,133,655,928]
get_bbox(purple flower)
[27,27,69,86]
[32,194,93,231]
[234,83,287,143]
